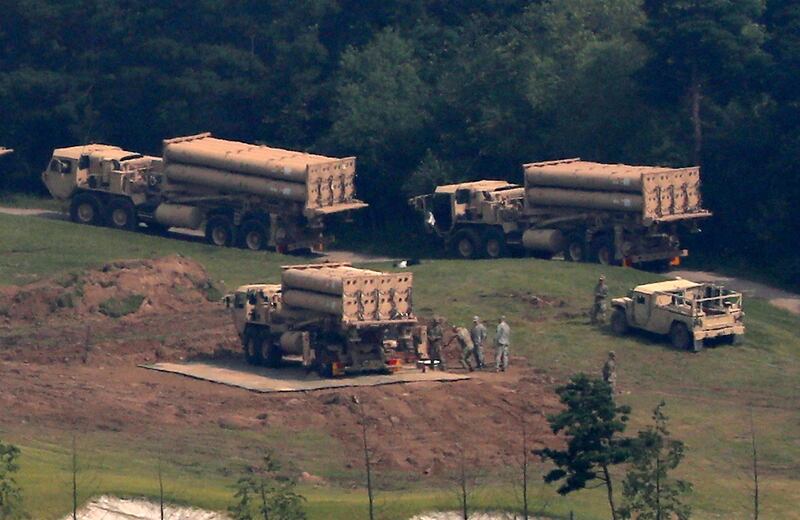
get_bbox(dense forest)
[1,0,798,283]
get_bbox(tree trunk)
[522,416,529,520]
[72,436,78,520]
[602,464,618,520]
[690,63,703,166]
[260,480,270,520]
[357,398,375,520]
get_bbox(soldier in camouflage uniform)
[602,350,617,393]
[495,316,511,372]
[470,316,487,369]
[450,325,475,372]
[590,275,609,324]
[427,317,446,370]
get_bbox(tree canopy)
[1,0,797,283]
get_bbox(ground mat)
[140,360,469,393]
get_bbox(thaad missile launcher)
[225,263,423,376]
[41,134,366,252]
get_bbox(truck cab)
[611,279,745,351]
[409,180,524,258]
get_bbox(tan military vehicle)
[410,159,711,269]
[224,263,424,376]
[42,133,367,252]
[610,279,745,351]
[0,147,13,157]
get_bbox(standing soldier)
[470,316,487,369]
[590,275,609,324]
[428,317,446,370]
[449,325,475,372]
[602,351,617,393]
[495,316,511,372]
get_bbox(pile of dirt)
[0,255,221,324]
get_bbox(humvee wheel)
[244,333,263,365]
[450,228,483,259]
[70,193,104,226]
[611,308,629,335]
[669,322,692,351]
[241,220,268,251]
[206,215,235,247]
[107,199,137,230]
[483,229,507,259]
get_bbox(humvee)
[610,279,745,351]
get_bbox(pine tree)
[535,374,632,520]
[619,401,692,520]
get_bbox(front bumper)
[628,249,688,264]
[693,324,745,340]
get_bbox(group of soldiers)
[421,275,617,390]
[426,315,511,373]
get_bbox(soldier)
[590,275,609,324]
[470,316,487,368]
[602,351,617,393]
[427,317,446,370]
[449,325,475,371]
[495,316,511,372]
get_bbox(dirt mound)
[0,255,221,323]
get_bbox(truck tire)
[240,220,268,251]
[483,228,507,259]
[669,322,692,351]
[107,198,137,230]
[205,215,235,247]
[70,193,104,226]
[591,237,618,266]
[263,341,283,368]
[564,236,585,262]
[244,332,263,365]
[450,228,483,259]
[611,308,629,335]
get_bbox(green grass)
[1,212,800,519]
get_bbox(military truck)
[0,147,13,157]
[41,133,367,252]
[610,279,745,351]
[224,263,423,376]
[409,158,711,268]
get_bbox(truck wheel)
[592,238,618,266]
[263,342,283,368]
[70,193,104,226]
[483,229,507,259]
[244,332,263,365]
[450,228,483,259]
[669,322,692,351]
[240,220,268,251]
[206,216,235,247]
[611,308,629,335]
[107,198,137,230]
[564,238,585,262]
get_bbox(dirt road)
[1,205,797,313]
[671,269,800,315]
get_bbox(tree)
[638,0,766,163]
[619,401,692,520]
[352,395,375,520]
[0,439,26,519]
[535,374,632,520]
[229,452,306,520]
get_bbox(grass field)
[1,212,799,519]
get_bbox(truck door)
[430,193,453,231]
[633,293,651,325]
